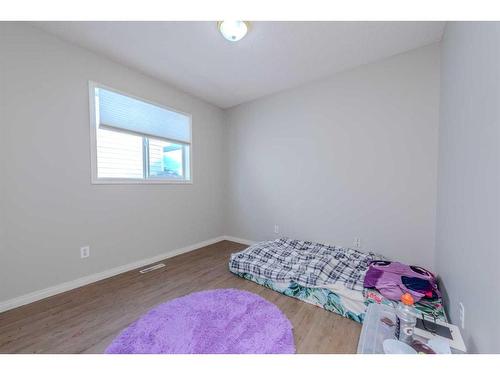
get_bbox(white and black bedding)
[229,237,382,291]
[229,238,447,323]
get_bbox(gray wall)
[0,56,6,292]
[436,22,500,353]
[225,44,440,270]
[0,23,226,302]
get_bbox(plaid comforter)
[229,238,382,291]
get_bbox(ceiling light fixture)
[217,21,250,42]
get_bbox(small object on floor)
[363,260,440,302]
[414,316,466,352]
[395,293,417,344]
[381,317,395,327]
[427,338,452,354]
[105,288,295,354]
[383,339,417,354]
[410,339,436,354]
[416,314,453,339]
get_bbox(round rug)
[105,288,295,354]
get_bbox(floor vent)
[139,263,166,274]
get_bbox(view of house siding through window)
[96,128,144,179]
[92,85,192,182]
[148,138,189,179]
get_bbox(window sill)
[91,178,193,185]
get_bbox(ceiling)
[35,21,445,109]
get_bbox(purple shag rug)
[105,289,295,354]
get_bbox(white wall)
[0,23,226,302]
[436,22,500,353]
[225,44,440,270]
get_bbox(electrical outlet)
[274,224,279,234]
[80,246,90,259]
[458,302,465,330]
[353,237,361,248]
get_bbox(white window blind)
[97,87,191,144]
[90,83,192,183]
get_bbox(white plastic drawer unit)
[357,303,398,354]
[357,303,466,354]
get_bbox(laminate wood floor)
[0,241,361,354]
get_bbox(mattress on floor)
[232,271,367,323]
[229,238,446,323]
[231,271,447,323]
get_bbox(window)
[89,82,192,183]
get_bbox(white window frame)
[88,81,193,185]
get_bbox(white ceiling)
[35,21,445,109]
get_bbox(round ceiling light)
[217,21,250,42]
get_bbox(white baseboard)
[0,236,226,314]
[223,235,255,246]
[0,235,258,314]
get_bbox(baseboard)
[0,236,226,314]
[223,235,255,246]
